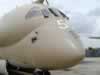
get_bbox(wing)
[89,37,100,39]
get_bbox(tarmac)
[51,58,100,75]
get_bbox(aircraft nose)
[29,23,85,69]
[64,30,85,66]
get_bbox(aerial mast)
[32,0,49,5]
[33,0,44,4]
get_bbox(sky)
[0,0,100,48]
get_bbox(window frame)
[48,8,59,17]
[58,10,69,20]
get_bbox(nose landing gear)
[6,61,51,75]
[33,69,51,75]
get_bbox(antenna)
[33,0,44,3]
[32,0,49,5]
[45,0,49,5]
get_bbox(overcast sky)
[0,0,100,48]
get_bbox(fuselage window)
[25,7,41,19]
[41,9,49,18]
[48,8,59,17]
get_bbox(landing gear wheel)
[33,69,51,75]
[43,71,51,75]
[33,71,43,75]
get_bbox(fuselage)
[0,3,85,70]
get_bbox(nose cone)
[33,23,85,69]
[64,31,85,67]
[69,42,85,64]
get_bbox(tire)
[33,70,51,75]
[33,71,43,75]
[43,71,50,75]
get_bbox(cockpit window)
[48,8,59,17]
[58,11,66,18]
[41,9,49,18]
[58,10,69,20]
[25,7,41,19]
